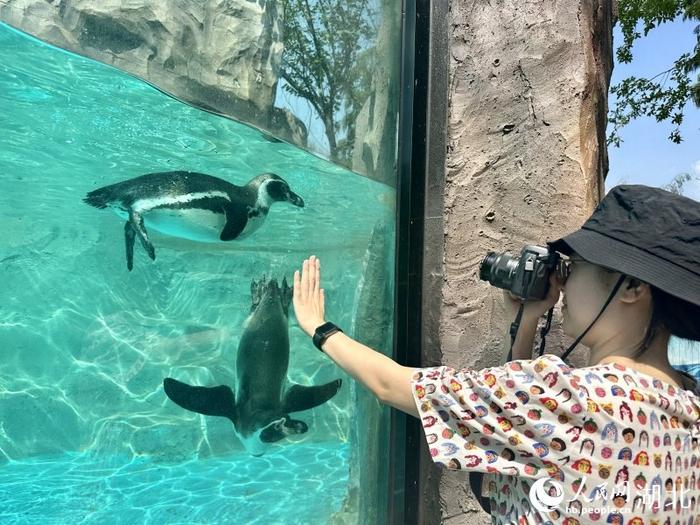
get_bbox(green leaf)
[608,0,700,145]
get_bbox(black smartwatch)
[312,322,343,351]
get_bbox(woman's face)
[560,254,617,342]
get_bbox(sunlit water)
[0,22,394,524]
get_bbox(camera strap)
[508,305,555,361]
[507,304,525,360]
[537,308,554,356]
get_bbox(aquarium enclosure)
[0,1,423,523]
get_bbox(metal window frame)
[390,1,447,524]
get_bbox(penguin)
[163,277,342,456]
[83,171,305,270]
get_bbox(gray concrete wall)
[420,1,614,522]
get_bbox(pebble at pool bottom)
[0,442,349,524]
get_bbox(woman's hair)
[646,286,700,342]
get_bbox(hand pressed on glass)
[293,255,326,337]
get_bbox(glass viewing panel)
[0,0,402,184]
[0,1,402,523]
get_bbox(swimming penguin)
[163,277,342,456]
[83,171,305,270]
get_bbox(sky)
[607,17,700,200]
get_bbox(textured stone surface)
[332,222,394,524]
[351,3,401,186]
[0,0,308,146]
[430,0,614,521]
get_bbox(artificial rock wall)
[0,0,308,144]
[422,1,615,522]
[0,0,401,185]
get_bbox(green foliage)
[609,0,700,146]
[661,172,699,194]
[281,0,377,162]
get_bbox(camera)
[479,245,560,301]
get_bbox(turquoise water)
[0,23,394,524]
[0,445,348,525]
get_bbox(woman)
[292,185,700,524]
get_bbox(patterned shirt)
[411,354,700,525]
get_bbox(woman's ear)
[619,278,649,304]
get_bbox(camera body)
[479,245,560,301]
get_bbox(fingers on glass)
[314,258,320,295]
[308,255,316,291]
[296,258,321,301]
[293,270,301,297]
[301,259,309,299]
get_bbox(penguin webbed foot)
[283,418,308,434]
[249,276,291,315]
[144,242,156,261]
[281,277,292,310]
[250,275,266,312]
[259,416,308,443]
[127,210,157,266]
[136,224,156,261]
[124,221,135,271]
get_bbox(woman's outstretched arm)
[293,256,419,418]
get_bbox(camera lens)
[479,251,519,291]
[479,252,498,281]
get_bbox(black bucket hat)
[548,184,700,307]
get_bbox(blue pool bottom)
[0,442,349,525]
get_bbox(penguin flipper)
[220,205,247,241]
[259,416,308,443]
[124,221,136,271]
[283,379,342,414]
[163,377,236,421]
[128,210,156,261]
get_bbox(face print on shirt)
[571,458,592,474]
[601,422,619,442]
[622,427,635,443]
[633,451,649,466]
[411,355,700,525]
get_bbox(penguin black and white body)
[84,171,305,270]
[163,277,342,457]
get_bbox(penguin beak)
[287,191,305,208]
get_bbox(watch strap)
[312,322,343,351]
